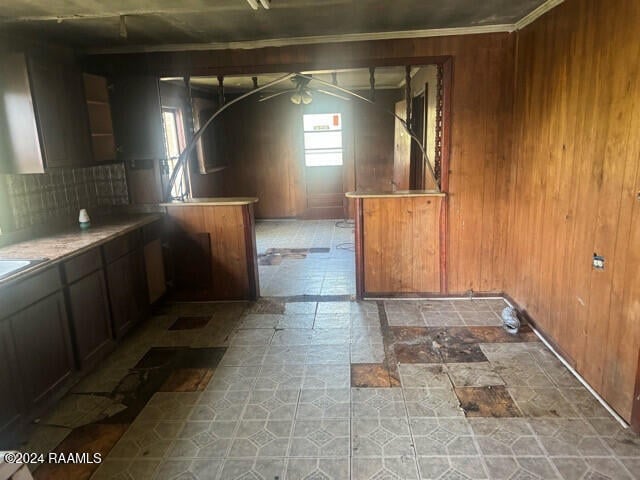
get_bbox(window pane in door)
[303,131,342,150]
[304,150,343,167]
[303,113,341,131]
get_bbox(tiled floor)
[255,220,356,296]
[18,298,640,479]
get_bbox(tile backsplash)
[1,163,129,231]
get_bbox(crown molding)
[513,0,565,31]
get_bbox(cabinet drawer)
[0,267,61,319]
[63,248,103,283]
[103,230,141,263]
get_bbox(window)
[302,113,343,167]
[162,107,188,199]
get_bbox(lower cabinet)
[67,269,114,370]
[0,222,157,444]
[0,322,23,448]
[10,292,74,411]
[106,248,149,338]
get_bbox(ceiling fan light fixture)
[301,90,313,104]
[291,92,302,104]
[246,0,259,10]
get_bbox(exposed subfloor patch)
[12,297,640,480]
[169,316,211,330]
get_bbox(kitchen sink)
[0,258,48,280]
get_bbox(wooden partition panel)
[362,196,441,294]
[166,204,258,300]
[507,0,640,422]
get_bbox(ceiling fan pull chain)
[405,65,412,125]
[369,67,376,101]
[217,75,225,106]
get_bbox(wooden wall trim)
[632,349,640,433]
[354,198,365,300]
[242,204,260,301]
[439,57,453,294]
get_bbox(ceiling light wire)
[119,15,127,39]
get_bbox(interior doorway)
[158,62,449,298]
[255,219,355,297]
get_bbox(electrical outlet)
[593,254,605,270]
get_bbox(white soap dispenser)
[79,209,91,230]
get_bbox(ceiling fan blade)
[259,90,294,102]
[315,89,351,101]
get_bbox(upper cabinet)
[0,51,118,173]
[110,76,166,162]
[0,51,94,173]
[110,76,167,203]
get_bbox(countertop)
[160,197,259,207]
[0,213,163,286]
[345,190,446,198]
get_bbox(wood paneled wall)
[362,196,442,294]
[165,204,258,300]
[211,95,305,219]
[506,0,640,422]
[352,90,400,192]
[88,34,516,293]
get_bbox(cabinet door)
[28,58,69,168]
[110,76,165,161]
[106,250,149,338]
[144,239,166,304]
[10,292,74,410]
[110,76,166,204]
[67,270,114,369]
[0,321,24,448]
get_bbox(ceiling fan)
[259,74,351,104]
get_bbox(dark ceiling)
[0,0,549,52]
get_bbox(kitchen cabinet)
[27,56,68,168]
[0,267,74,424]
[0,221,158,444]
[104,234,149,338]
[143,219,166,304]
[0,51,93,173]
[0,322,23,449]
[110,76,167,203]
[63,249,114,370]
[10,291,74,411]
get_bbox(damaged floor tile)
[455,385,522,418]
